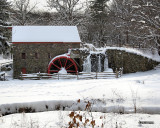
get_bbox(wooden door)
[21,68,26,74]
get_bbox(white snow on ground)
[0,111,160,128]
[0,67,160,115]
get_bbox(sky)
[8,0,49,11]
[8,0,113,13]
[8,0,86,12]
[30,0,49,11]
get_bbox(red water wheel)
[48,56,78,74]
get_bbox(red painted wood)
[66,64,74,70]
[48,56,78,74]
[64,59,68,67]
[66,70,76,73]
[59,59,62,67]
[12,42,80,44]
[49,70,59,72]
[52,63,61,70]
[21,68,26,74]
[7,27,12,29]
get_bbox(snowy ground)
[0,65,160,127]
[1,111,160,128]
[0,66,160,115]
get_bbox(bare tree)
[106,0,160,51]
[109,0,139,47]
[11,0,37,25]
[47,0,83,25]
[132,0,160,51]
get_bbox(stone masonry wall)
[13,43,80,78]
[106,49,160,74]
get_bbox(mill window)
[35,53,38,59]
[48,53,51,59]
[22,53,26,59]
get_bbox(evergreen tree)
[88,0,109,47]
[0,0,11,54]
[90,0,108,19]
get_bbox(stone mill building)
[12,26,81,78]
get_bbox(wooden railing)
[116,68,123,78]
[20,68,123,80]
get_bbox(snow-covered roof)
[12,26,81,43]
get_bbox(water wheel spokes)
[48,56,78,74]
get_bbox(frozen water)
[83,55,91,73]
[104,55,108,71]
[98,55,101,72]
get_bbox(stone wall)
[106,49,160,74]
[13,43,80,78]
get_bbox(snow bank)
[1,98,160,116]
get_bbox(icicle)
[83,55,91,73]
[98,55,101,72]
[104,55,108,71]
